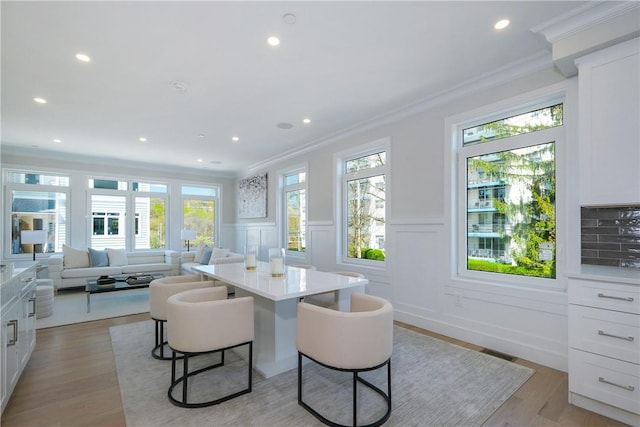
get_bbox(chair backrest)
[167,287,254,353]
[297,292,393,370]
[149,278,214,320]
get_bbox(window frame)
[87,176,169,251]
[449,88,568,291]
[336,137,390,269]
[181,184,220,248]
[280,164,308,260]
[4,169,70,259]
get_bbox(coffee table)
[85,274,164,313]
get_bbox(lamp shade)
[180,229,196,240]
[21,230,47,244]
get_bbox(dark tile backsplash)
[581,206,640,268]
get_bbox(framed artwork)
[238,173,267,218]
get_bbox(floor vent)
[480,348,516,362]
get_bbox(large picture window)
[460,103,562,281]
[340,141,388,264]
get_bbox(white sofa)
[49,247,180,290]
[180,250,244,275]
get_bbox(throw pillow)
[107,248,128,266]
[88,248,109,267]
[62,244,90,269]
[193,242,206,263]
[208,248,230,264]
[200,248,213,265]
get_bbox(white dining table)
[193,262,368,378]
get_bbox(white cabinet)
[568,271,640,426]
[1,264,37,414]
[577,38,640,206]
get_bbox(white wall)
[232,62,573,371]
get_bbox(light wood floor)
[1,315,628,427]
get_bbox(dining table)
[193,262,368,378]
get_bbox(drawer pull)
[7,320,18,346]
[598,330,634,341]
[597,293,634,302]
[599,376,635,392]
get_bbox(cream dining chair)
[149,274,214,360]
[297,292,393,427]
[167,287,254,408]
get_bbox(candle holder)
[245,245,258,271]
[269,248,285,277]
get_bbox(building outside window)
[182,185,218,247]
[7,171,69,257]
[89,178,168,250]
[461,103,563,280]
[283,168,307,254]
[340,140,388,264]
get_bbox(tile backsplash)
[581,206,640,268]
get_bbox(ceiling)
[1,1,590,175]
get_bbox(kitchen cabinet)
[568,266,640,426]
[1,263,37,414]
[576,38,640,206]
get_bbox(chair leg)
[152,319,180,361]
[298,353,392,427]
[167,341,253,408]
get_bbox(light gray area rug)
[37,288,149,329]
[110,321,534,426]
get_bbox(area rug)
[36,288,149,329]
[110,321,534,426]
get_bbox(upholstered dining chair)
[303,271,365,309]
[167,287,254,408]
[297,292,393,427]
[149,274,214,360]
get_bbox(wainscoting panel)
[392,226,442,317]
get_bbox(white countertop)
[194,262,369,301]
[567,264,640,285]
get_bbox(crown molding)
[531,1,639,43]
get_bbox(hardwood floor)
[1,316,628,427]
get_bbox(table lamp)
[21,230,47,261]
[180,229,197,251]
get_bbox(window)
[339,140,388,264]
[182,185,218,247]
[7,171,69,257]
[283,168,307,254]
[459,103,562,281]
[89,178,168,250]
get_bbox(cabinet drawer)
[569,305,640,364]
[568,279,640,314]
[569,348,640,415]
[1,279,19,311]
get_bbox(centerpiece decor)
[245,245,258,271]
[269,248,285,277]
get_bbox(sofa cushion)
[62,266,122,278]
[208,248,230,264]
[200,248,213,264]
[88,248,109,267]
[63,244,90,269]
[194,243,206,263]
[121,263,173,274]
[107,248,128,266]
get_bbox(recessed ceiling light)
[494,19,510,30]
[283,13,296,25]
[210,161,222,165]
[198,134,205,138]
[197,159,203,163]
[53,138,62,143]
[232,136,239,142]
[33,97,47,104]
[303,118,311,124]
[267,36,280,46]
[139,137,147,142]
[75,53,91,62]
[277,122,294,129]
